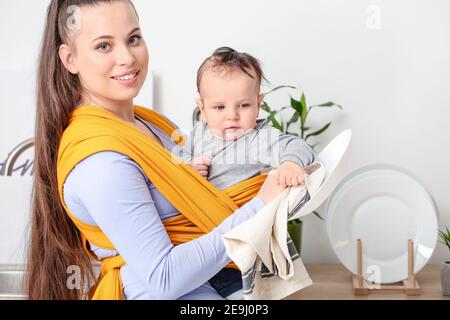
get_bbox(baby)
[183,47,316,191]
[181,47,316,299]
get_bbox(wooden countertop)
[284,264,450,300]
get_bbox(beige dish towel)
[222,162,325,300]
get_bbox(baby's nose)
[226,108,239,119]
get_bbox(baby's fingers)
[198,170,208,177]
[290,174,300,186]
[192,155,211,166]
[201,155,212,166]
[278,173,287,187]
[192,164,209,171]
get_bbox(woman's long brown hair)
[26,0,136,300]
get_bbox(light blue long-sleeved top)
[62,115,265,300]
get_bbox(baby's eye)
[129,35,141,46]
[97,43,111,52]
[240,103,250,108]
[214,105,225,110]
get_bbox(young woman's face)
[66,1,148,105]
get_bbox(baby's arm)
[180,121,212,178]
[180,130,194,164]
[261,125,316,186]
[277,161,305,187]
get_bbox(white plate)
[325,164,438,284]
[290,129,352,219]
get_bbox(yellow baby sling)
[57,105,266,300]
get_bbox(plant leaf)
[310,101,343,110]
[313,211,324,221]
[268,112,283,131]
[440,227,450,250]
[300,93,308,124]
[305,122,331,141]
[290,96,304,115]
[263,85,297,96]
[287,111,300,125]
[301,93,307,109]
[260,101,272,113]
[278,106,291,113]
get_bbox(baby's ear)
[196,98,204,111]
[196,99,206,121]
[257,94,265,117]
[258,93,265,106]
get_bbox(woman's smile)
[111,69,140,86]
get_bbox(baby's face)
[198,68,263,141]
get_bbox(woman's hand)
[257,170,288,205]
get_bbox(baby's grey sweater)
[181,119,316,190]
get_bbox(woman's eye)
[129,35,141,45]
[97,43,111,52]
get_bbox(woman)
[26,0,285,300]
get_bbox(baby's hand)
[189,155,212,178]
[277,161,305,187]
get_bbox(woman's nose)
[116,45,136,66]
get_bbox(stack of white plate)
[325,164,438,284]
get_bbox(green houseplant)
[439,226,450,296]
[261,85,342,255]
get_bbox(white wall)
[1,0,449,267]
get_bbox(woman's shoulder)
[76,151,139,170]
[62,151,151,225]
[64,151,148,192]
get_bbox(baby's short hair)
[196,47,267,94]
